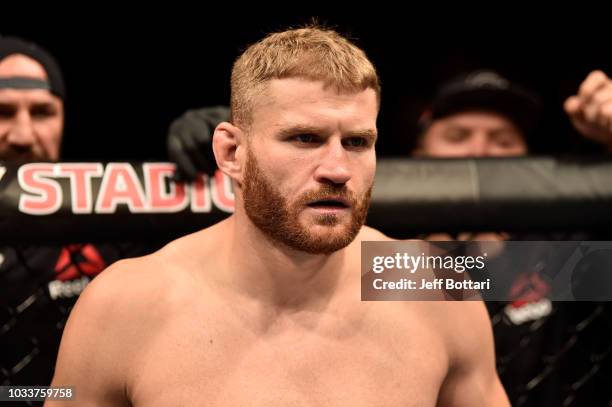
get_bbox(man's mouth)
[4,148,39,162]
[306,198,351,210]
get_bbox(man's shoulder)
[50,249,190,404]
[95,219,225,284]
[429,301,490,327]
[85,219,229,307]
[375,301,491,349]
[426,301,494,361]
[74,255,168,322]
[77,237,207,321]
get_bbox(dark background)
[2,13,610,161]
[1,13,612,406]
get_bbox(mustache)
[1,145,46,162]
[295,184,358,207]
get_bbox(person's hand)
[167,106,230,180]
[564,70,612,150]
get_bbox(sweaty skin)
[49,78,508,407]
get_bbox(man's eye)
[443,130,469,143]
[495,140,515,148]
[0,105,16,119]
[30,105,56,119]
[344,137,368,148]
[293,134,316,143]
[492,133,521,149]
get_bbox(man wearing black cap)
[415,69,612,158]
[0,37,153,389]
[416,69,612,406]
[0,37,65,161]
[414,70,540,158]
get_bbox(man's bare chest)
[129,307,448,406]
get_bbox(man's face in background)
[416,110,528,158]
[0,54,64,161]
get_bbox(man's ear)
[212,122,246,183]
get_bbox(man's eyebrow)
[490,127,521,136]
[30,102,57,110]
[276,125,378,140]
[0,103,17,112]
[347,129,378,141]
[444,125,471,133]
[276,125,329,138]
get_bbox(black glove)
[167,106,230,180]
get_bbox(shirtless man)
[48,26,508,406]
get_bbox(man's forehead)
[438,111,521,131]
[264,77,376,105]
[0,54,49,80]
[0,88,59,105]
[252,78,378,132]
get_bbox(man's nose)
[313,139,351,185]
[467,132,490,157]
[6,111,36,149]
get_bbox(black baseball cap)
[0,36,65,100]
[425,70,542,137]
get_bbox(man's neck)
[216,214,351,311]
